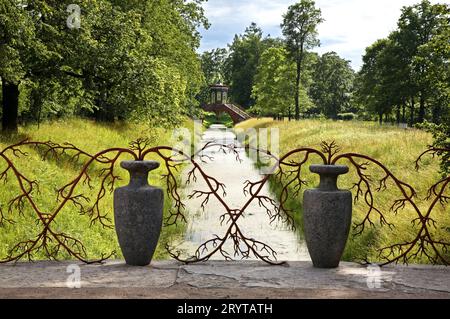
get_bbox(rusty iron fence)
[0,139,448,266]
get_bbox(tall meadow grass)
[236,118,449,263]
[0,118,190,260]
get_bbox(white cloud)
[199,0,446,70]
[204,0,290,25]
[199,0,292,52]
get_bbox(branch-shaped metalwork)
[165,143,287,265]
[166,142,328,265]
[324,144,448,266]
[373,146,450,265]
[1,138,448,266]
[0,139,140,263]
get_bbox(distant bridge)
[202,103,251,124]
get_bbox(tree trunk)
[418,92,425,123]
[294,61,300,120]
[332,103,338,120]
[30,87,43,128]
[402,102,406,123]
[396,105,401,124]
[1,78,20,133]
[93,90,115,122]
[93,105,115,122]
[379,112,383,125]
[432,103,441,124]
[294,49,304,121]
[409,96,415,126]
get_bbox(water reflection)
[177,124,310,261]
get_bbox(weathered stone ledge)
[0,260,449,299]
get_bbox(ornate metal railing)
[224,103,252,120]
[0,139,448,266]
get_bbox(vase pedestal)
[303,165,352,268]
[114,160,163,266]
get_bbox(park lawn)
[236,118,450,264]
[0,118,190,261]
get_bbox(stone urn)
[114,160,163,266]
[303,165,352,268]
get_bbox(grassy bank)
[0,118,190,261]
[236,118,450,264]
[202,111,234,128]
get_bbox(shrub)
[202,111,234,128]
[337,112,356,121]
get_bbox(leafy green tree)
[0,0,209,131]
[357,0,449,125]
[251,47,317,118]
[224,23,263,108]
[413,19,450,124]
[251,47,296,117]
[201,48,227,85]
[141,0,209,120]
[310,52,354,119]
[281,0,323,120]
[197,48,227,107]
[391,0,449,123]
[62,0,208,124]
[357,39,395,124]
[0,0,52,132]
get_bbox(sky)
[198,0,447,71]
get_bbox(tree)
[251,47,317,118]
[224,23,263,108]
[0,0,48,132]
[251,47,296,117]
[197,48,227,107]
[281,0,323,120]
[310,52,354,119]
[141,0,209,120]
[357,0,449,125]
[63,0,208,124]
[0,0,209,131]
[357,39,395,124]
[201,48,227,85]
[391,0,449,123]
[413,19,450,124]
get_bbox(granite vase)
[114,160,163,266]
[303,165,352,268]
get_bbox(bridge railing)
[225,104,251,120]
[0,139,448,266]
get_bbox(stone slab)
[0,260,449,298]
[0,260,178,289]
